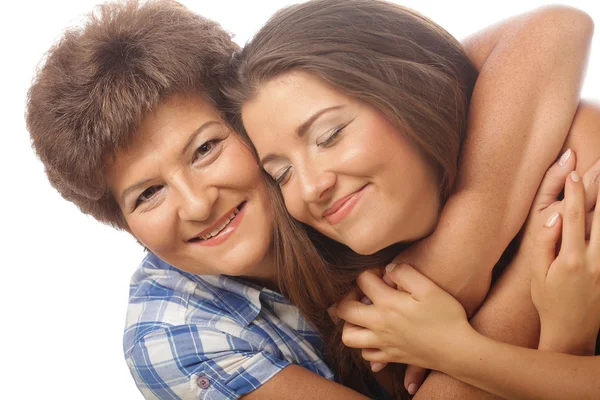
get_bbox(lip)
[323,185,367,225]
[188,202,246,247]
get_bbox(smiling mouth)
[322,185,367,225]
[189,202,246,243]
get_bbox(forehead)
[242,71,350,129]
[105,93,223,186]
[130,94,222,154]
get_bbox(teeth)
[200,208,240,240]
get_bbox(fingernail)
[558,149,572,166]
[407,383,419,395]
[385,263,397,273]
[545,212,560,227]
[360,296,373,305]
[570,170,580,182]
[371,362,385,372]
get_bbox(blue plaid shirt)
[124,253,334,399]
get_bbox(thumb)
[384,263,437,300]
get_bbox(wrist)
[538,329,597,356]
[434,323,482,375]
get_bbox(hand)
[336,264,473,376]
[517,151,598,258]
[530,167,600,356]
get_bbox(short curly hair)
[26,0,238,229]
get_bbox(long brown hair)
[225,0,478,397]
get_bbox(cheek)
[281,188,307,222]
[127,211,177,252]
[214,143,262,186]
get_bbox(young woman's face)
[242,71,441,255]
[107,93,274,279]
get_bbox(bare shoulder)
[563,100,600,174]
[241,365,370,400]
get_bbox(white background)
[1,1,597,399]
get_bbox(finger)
[585,210,595,240]
[336,295,377,327]
[589,177,600,249]
[341,322,378,349]
[560,171,586,255]
[356,269,410,304]
[360,348,389,363]
[384,263,439,300]
[370,361,387,373]
[532,149,575,211]
[404,365,428,395]
[382,273,397,289]
[532,212,563,282]
[582,157,600,211]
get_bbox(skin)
[337,155,600,399]
[107,92,375,399]
[241,4,595,397]
[243,71,441,256]
[411,102,600,400]
[106,93,276,282]
[103,6,596,400]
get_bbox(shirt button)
[197,376,210,389]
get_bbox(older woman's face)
[107,93,274,278]
[242,71,441,255]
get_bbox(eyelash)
[316,121,350,147]
[272,122,351,186]
[135,185,163,208]
[133,138,225,209]
[274,166,291,186]
[192,138,224,163]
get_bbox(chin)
[345,236,385,256]
[223,242,271,277]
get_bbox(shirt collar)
[144,252,289,326]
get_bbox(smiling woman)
[106,94,274,279]
[243,71,442,255]
[226,0,596,397]
[24,1,380,399]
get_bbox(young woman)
[226,0,597,397]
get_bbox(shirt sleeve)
[126,323,292,400]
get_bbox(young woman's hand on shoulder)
[529,159,600,356]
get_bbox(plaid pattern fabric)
[124,253,334,399]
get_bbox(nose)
[296,163,336,204]
[172,174,218,222]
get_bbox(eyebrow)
[260,105,344,166]
[120,178,156,205]
[181,120,221,156]
[120,120,221,204]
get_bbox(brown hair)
[225,0,478,397]
[26,0,238,229]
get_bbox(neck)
[243,250,279,292]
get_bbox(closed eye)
[274,166,291,186]
[316,120,352,147]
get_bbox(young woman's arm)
[409,100,600,400]
[446,335,600,400]
[337,154,600,400]
[396,5,594,316]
